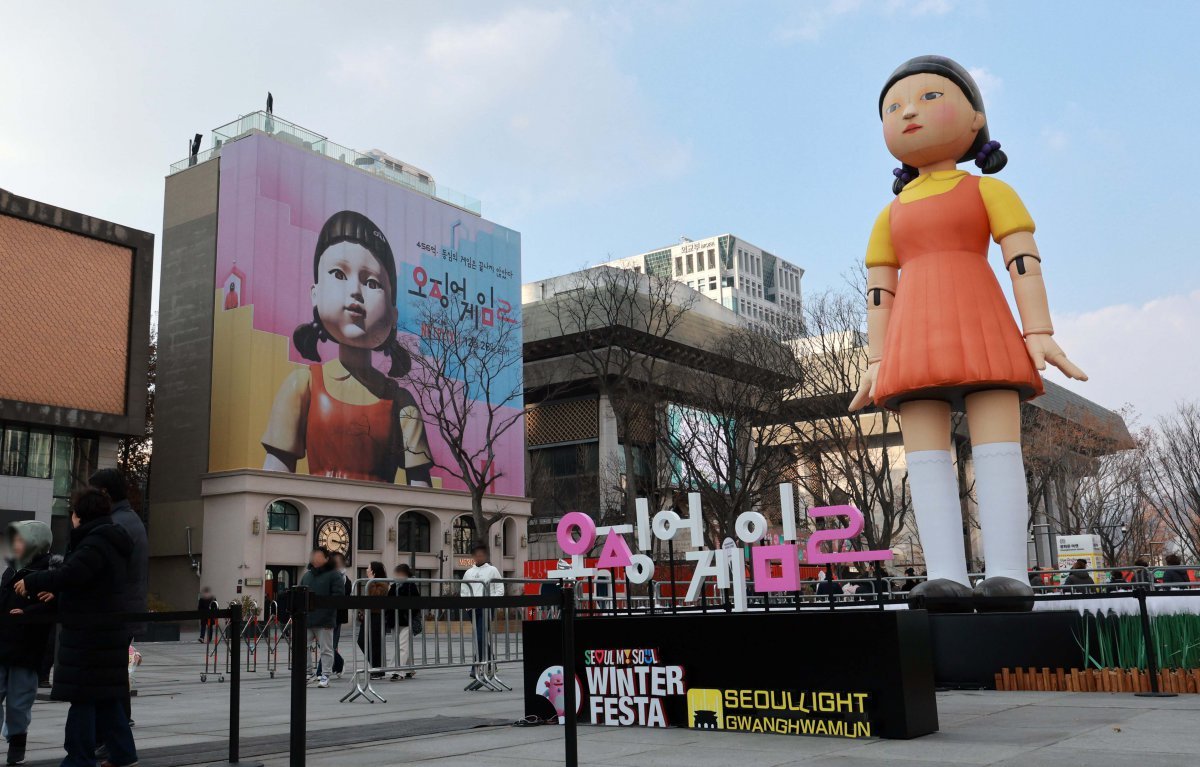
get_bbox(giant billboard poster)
[209,134,523,495]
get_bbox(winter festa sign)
[524,610,939,739]
[549,484,894,610]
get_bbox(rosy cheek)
[930,101,959,126]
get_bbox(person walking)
[1063,559,1095,593]
[197,587,217,643]
[299,548,340,688]
[1,521,56,766]
[330,552,350,677]
[356,562,388,679]
[387,565,422,681]
[461,544,502,681]
[15,489,136,767]
[88,470,147,730]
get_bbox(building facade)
[600,234,804,336]
[0,189,154,547]
[150,112,529,609]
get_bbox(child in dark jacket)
[0,520,56,766]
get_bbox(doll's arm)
[849,265,898,411]
[1002,233,1087,381]
[261,368,311,471]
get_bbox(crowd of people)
[289,542,499,688]
[0,470,148,767]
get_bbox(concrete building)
[600,234,804,336]
[151,111,528,609]
[0,188,154,547]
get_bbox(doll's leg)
[900,400,970,589]
[965,390,1034,599]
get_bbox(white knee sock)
[972,442,1029,582]
[906,450,969,587]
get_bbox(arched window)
[267,500,300,532]
[397,511,431,553]
[453,516,477,555]
[357,508,377,551]
[503,518,517,558]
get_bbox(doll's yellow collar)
[904,170,968,190]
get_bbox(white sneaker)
[318,675,329,688]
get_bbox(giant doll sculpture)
[849,56,1088,605]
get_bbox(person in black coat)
[16,489,137,767]
[0,520,56,766]
[387,564,423,680]
[1161,554,1193,589]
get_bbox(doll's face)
[311,241,397,350]
[881,73,985,169]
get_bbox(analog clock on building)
[314,517,351,561]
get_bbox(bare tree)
[539,267,695,525]
[1142,402,1200,561]
[118,328,156,514]
[658,326,803,545]
[406,297,524,543]
[789,286,912,554]
[1057,443,1149,564]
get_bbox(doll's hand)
[1024,333,1088,381]
[849,361,880,412]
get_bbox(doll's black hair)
[292,210,411,377]
[880,55,1008,194]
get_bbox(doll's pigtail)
[975,139,1007,174]
[292,308,327,363]
[380,333,412,378]
[892,164,918,195]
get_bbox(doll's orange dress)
[865,171,1043,410]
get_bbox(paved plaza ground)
[19,633,1200,767]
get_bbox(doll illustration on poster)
[849,56,1087,607]
[261,210,433,485]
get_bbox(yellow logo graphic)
[687,688,723,730]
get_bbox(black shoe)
[908,578,974,613]
[8,732,27,766]
[973,577,1035,612]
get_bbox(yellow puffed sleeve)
[864,204,897,268]
[979,177,1035,242]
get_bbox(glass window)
[707,249,716,270]
[453,516,477,555]
[357,508,376,550]
[267,501,300,532]
[27,430,52,479]
[674,256,683,275]
[1,427,28,476]
[397,511,431,553]
[709,277,717,291]
[686,253,694,273]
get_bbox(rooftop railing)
[168,111,481,216]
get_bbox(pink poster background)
[214,134,524,496]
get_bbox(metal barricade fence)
[286,584,578,767]
[0,605,251,766]
[337,577,561,703]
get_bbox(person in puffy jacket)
[0,521,56,766]
[16,490,136,767]
[299,548,341,688]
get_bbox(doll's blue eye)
[885,103,900,114]
[920,91,943,101]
